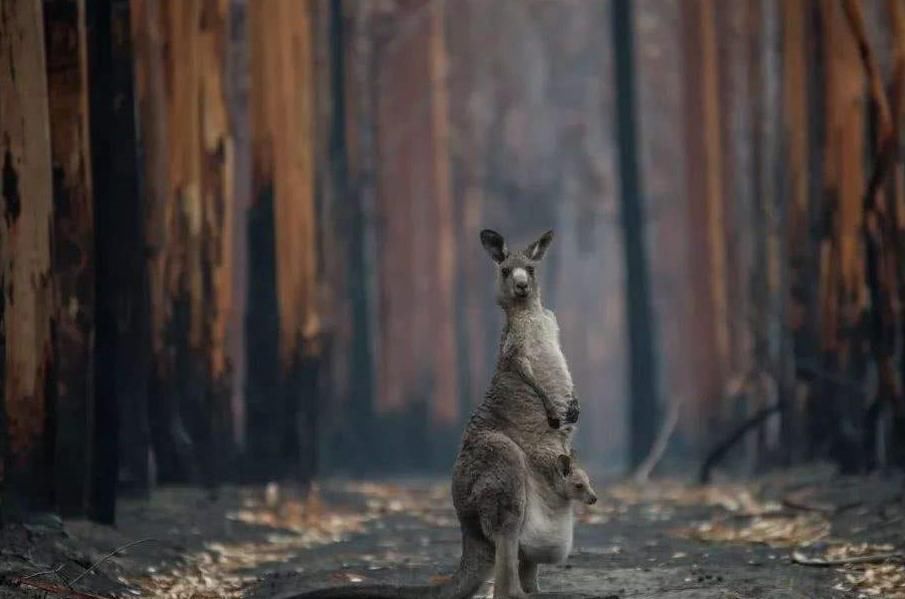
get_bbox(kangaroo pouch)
[519,476,574,564]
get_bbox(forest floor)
[0,467,903,599]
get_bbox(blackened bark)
[244,185,282,482]
[329,0,375,473]
[611,0,660,471]
[87,0,151,522]
[0,0,56,520]
[44,0,96,516]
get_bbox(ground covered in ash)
[1,467,903,598]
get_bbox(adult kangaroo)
[288,230,580,599]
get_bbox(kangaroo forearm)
[525,374,555,413]
[511,358,559,422]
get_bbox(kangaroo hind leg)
[493,534,527,599]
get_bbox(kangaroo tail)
[281,532,494,599]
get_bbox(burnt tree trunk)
[681,0,730,449]
[780,0,813,466]
[611,0,660,470]
[130,0,193,484]
[43,0,95,516]
[0,0,56,520]
[814,0,868,472]
[132,0,238,488]
[247,0,323,487]
[87,0,151,520]
[321,0,377,474]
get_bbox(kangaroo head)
[556,453,597,505]
[480,229,554,308]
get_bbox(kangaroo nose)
[515,280,528,290]
[588,495,598,505]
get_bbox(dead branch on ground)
[632,400,681,483]
[12,578,110,599]
[699,402,784,484]
[791,549,905,567]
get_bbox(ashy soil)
[1,467,903,599]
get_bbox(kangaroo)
[287,230,579,599]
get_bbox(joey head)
[554,453,597,506]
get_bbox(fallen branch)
[699,402,784,484]
[19,564,66,582]
[791,549,905,567]
[782,488,862,515]
[12,578,110,599]
[69,538,157,586]
[632,400,680,483]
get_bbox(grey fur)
[517,454,597,593]
[288,230,581,599]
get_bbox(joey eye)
[501,267,511,277]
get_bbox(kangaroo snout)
[512,267,529,295]
[587,493,598,505]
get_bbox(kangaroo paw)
[565,397,580,424]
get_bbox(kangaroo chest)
[519,476,574,564]
[512,309,572,395]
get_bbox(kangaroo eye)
[501,267,511,277]
[526,265,535,276]
[576,483,584,490]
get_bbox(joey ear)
[558,454,572,476]
[525,230,554,261]
[480,229,508,263]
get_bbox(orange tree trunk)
[131,0,237,487]
[813,0,869,471]
[247,0,324,485]
[0,0,56,519]
[780,0,813,465]
[680,0,730,449]
[43,0,96,516]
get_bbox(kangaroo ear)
[525,230,554,261]
[480,229,508,263]
[558,454,572,476]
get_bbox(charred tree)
[87,0,151,520]
[367,0,461,469]
[780,0,814,466]
[247,0,324,487]
[130,0,192,484]
[43,0,95,516]
[325,2,377,475]
[0,0,56,519]
[680,0,731,450]
[812,0,869,472]
[611,0,660,471]
[131,0,238,488]
[320,0,377,474]
[843,0,905,468]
